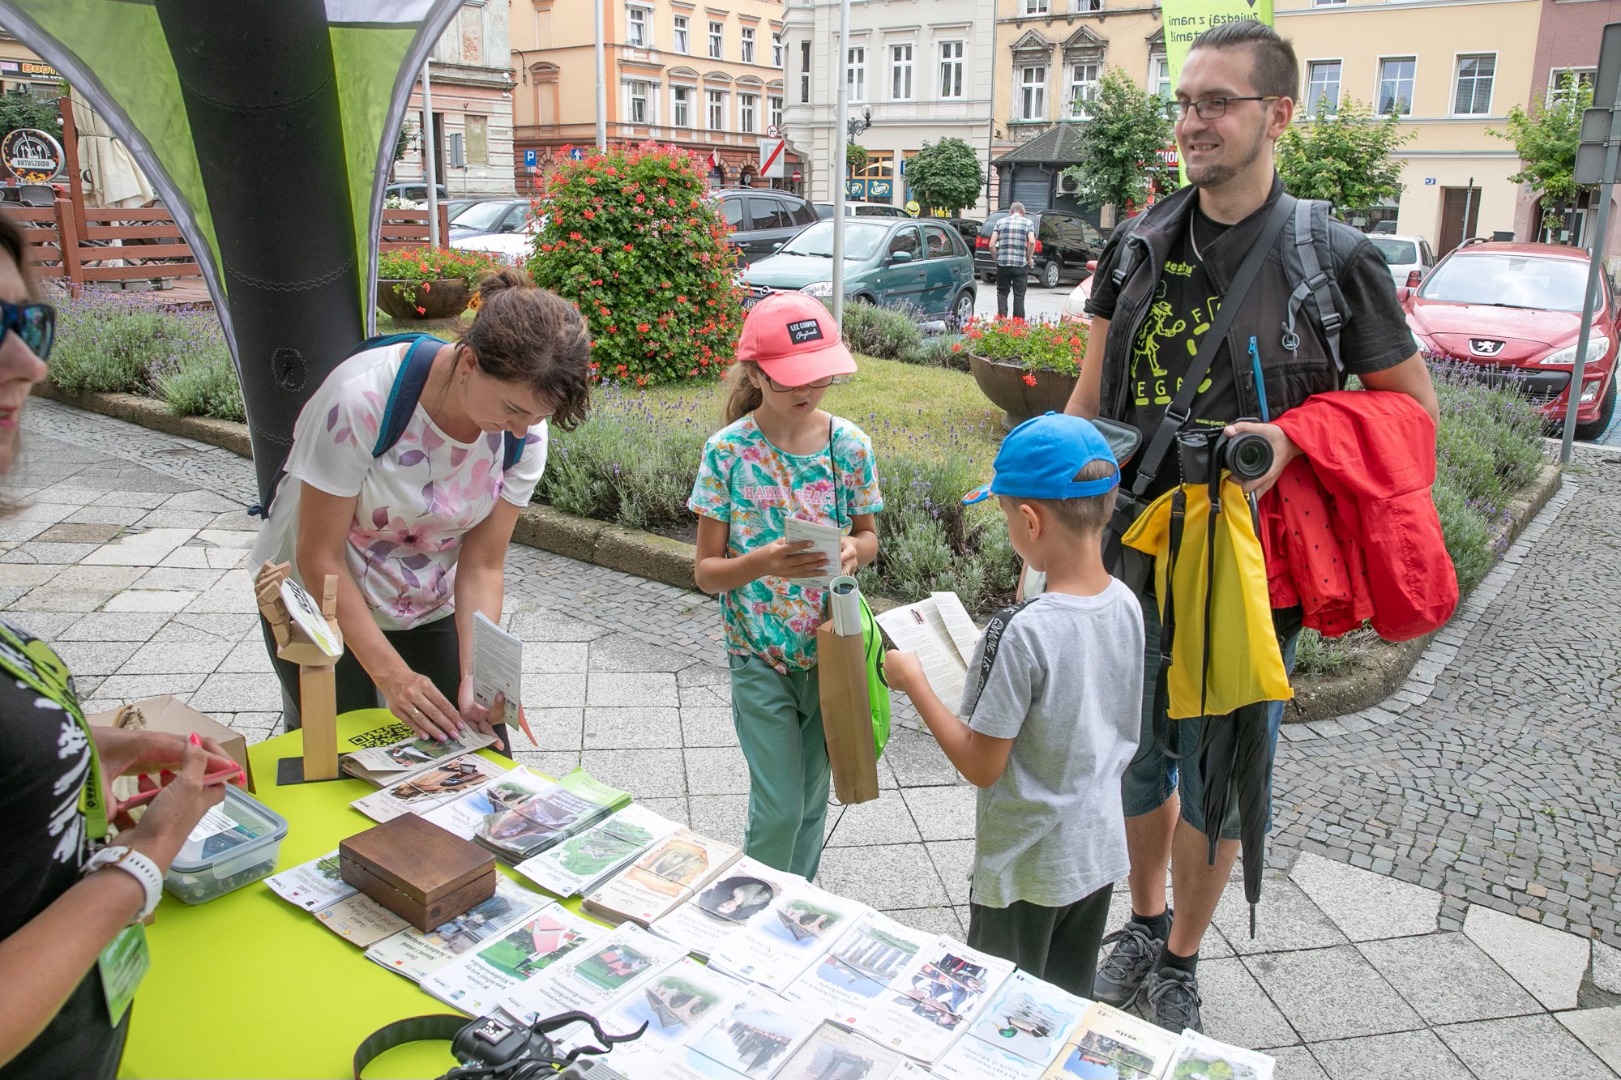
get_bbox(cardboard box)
[339,814,497,931]
[816,622,880,805]
[88,695,254,793]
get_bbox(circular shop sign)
[2,127,64,183]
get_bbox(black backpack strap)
[502,432,524,471]
[973,598,1038,700]
[373,334,445,458]
[1281,198,1344,374]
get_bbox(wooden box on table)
[338,814,496,931]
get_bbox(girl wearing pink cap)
[687,294,883,879]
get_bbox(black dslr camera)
[1175,420,1274,486]
[447,1012,644,1079]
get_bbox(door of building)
[1438,187,1480,256]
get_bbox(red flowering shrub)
[529,143,745,386]
[956,316,1086,378]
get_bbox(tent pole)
[422,61,440,247]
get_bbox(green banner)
[1161,0,1276,97]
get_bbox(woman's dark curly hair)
[459,269,593,430]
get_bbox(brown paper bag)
[817,621,879,805]
[89,695,255,792]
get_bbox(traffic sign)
[569,147,585,161]
[758,137,787,180]
[524,148,538,168]
[791,170,802,182]
[765,124,781,138]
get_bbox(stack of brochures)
[473,769,632,863]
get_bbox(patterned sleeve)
[835,420,884,516]
[283,349,392,498]
[500,420,551,507]
[687,431,734,524]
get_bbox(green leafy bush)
[156,347,246,422]
[838,301,924,361]
[529,143,743,387]
[958,316,1087,375]
[376,246,506,310]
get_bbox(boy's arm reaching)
[885,650,1014,789]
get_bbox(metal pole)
[1461,176,1474,244]
[421,62,440,247]
[595,0,608,151]
[1561,149,1618,463]
[831,0,851,324]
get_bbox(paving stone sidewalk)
[8,398,1619,1076]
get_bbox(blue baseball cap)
[962,412,1121,505]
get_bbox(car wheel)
[850,293,874,305]
[982,272,996,284]
[1041,260,1061,289]
[952,288,975,327]
[1575,372,1618,441]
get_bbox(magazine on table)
[772,1023,919,1080]
[705,875,869,992]
[647,856,804,960]
[1163,1030,1275,1080]
[475,768,633,863]
[497,923,687,1026]
[873,591,981,711]
[422,765,558,840]
[677,988,822,1080]
[584,829,742,927]
[587,956,754,1076]
[779,911,937,1028]
[351,755,508,823]
[840,936,1016,1064]
[933,971,1091,1080]
[264,850,356,912]
[340,728,498,787]
[516,804,684,899]
[421,901,603,1017]
[364,879,544,983]
[1039,1002,1180,1080]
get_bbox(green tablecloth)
[119,710,562,1080]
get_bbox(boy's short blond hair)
[1008,459,1118,534]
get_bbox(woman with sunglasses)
[0,215,243,1078]
[687,293,883,880]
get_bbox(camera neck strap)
[1128,195,1296,500]
[353,1014,468,1079]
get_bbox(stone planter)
[376,277,471,321]
[968,353,1081,430]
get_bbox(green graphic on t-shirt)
[1130,277,1222,408]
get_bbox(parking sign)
[524,149,537,168]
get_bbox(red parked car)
[1401,240,1618,440]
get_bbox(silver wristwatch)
[83,845,164,923]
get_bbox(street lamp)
[847,106,872,140]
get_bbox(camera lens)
[1223,432,1274,482]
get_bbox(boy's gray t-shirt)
[958,581,1145,909]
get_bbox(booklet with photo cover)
[583,829,742,927]
[264,850,356,912]
[773,1023,917,1080]
[705,876,868,992]
[364,878,544,983]
[872,592,981,713]
[591,956,753,1076]
[475,768,632,863]
[497,923,687,1027]
[421,901,603,1017]
[680,989,822,1080]
[1163,1030,1275,1080]
[422,766,558,840]
[779,911,936,1026]
[932,971,1090,1080]
[340,727,498,787]
[351,755,508,824]
[844,936,1016,1065]
[515,804,682,899]
[648,856,803,960]
[1040,1002,1180,1080]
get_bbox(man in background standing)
[992,202,1038,319]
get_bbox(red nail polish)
[188,733,201,746]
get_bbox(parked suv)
[973,209,1106,288]
[714,189,819,265]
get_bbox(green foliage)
[157,348,245,422]
[538,390,708,531]
[837,301,924,361]
[375,245,506,309]
[847,142,869,174]
[1064,68,1176,213]
[904,138,985,215]
[1491,77,1593,233]
[0,87,61,140]
[529,143,743,387]
[958,316,1087,375]
[1276,99,1411,216]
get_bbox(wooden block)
[339,815,496,932]
[816,622,880,804]
[298,664,339,782]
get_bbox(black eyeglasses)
[0,300,54,361]
[1164,95,1281,121]
[764,374,835,392]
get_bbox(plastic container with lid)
[162,786,289,905]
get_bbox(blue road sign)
[524,148,538,168]
[569,147,586,161]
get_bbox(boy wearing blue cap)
[886,412,1145,996]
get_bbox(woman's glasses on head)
[1,300,54,361]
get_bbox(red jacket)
[1260,390,1457,641]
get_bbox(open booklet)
[873,592,982,711]
[497,922,689,1027]
[351,755,508,824]
[421,901,604,1017]
[648,856,803,961]
[932,971,1090,1080]
[516,804,683,899]
[340,728,498,787]
[1039,1002,1180,1080]
[584,829,742,927]
[421,766,559,840]
[475,768,632,863]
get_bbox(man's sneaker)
[1092,916,1168,1007]
[1141,967,1203,1033]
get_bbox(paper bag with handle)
[817,577,887,805]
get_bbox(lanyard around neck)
[0,621,107,840]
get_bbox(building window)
[740,92,758,132]
[1313,0,1346,5]
[465,114,488,164]
[1377,57,1415,116]
[1550,67,1596,106]
[890,43,914,101]
[1019,65,1047,120]
[800,41,811,103]
[773,33,782,68]
[769,94,783,130]
[741,27,755,63]
[1305,60,1341,116]
[1454,54,1495,115]
[673,15,689,54]
[709,20,724,59]
[939,41,964,99]
[848,46,867,103]
[707,88,726,130]
[1073,0,1101,11]
[1150,56,1171,99]
[673,86,691,127]
[1069,62,1099,118]
[627,5,649,48]
[629,81,650,124]
[1023,0,1049,13]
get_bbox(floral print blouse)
[688,413,883,673]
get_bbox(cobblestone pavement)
[8,398,1620,1075]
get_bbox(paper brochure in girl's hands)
[783,516,843,587]
[873,592,981,711]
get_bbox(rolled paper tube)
[829,575,863,637]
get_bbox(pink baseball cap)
[736,292,857,387]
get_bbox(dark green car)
[740,218,978,324]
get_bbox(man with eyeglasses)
[1064,20,1437,1032]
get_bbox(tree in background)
[846,142,868,176]
[1277,99,1410,218]
[1491,76,1592,238]
[904,138,985,215]
[1063,68,1174,215]
[0,87,62,138]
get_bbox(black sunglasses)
[1,300,54,361]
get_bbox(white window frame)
[1305,59,1342,117]
[1452,52,1496,117]
[1069,61,1099,118]
[1019,64,1047,120]
[1549,66,1596,106]
[1072,0,1101,11]
[1150,55,1171,99]
[627,5,650,48]
[1376,56,1416,117]
[939,40,964,100]
[673,15,689,54]
[673,85,692,128]
[890,43,914,101]
[628,80,651,124]
[739,91,758,133]
[741,27,755,64]
[708,20,724,60]
[769,94,783,130]
[707,88,727,130]
[1023,0,1049,14]
[772,33,783,68]
[847,45,867,103]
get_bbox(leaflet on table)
[421,901,603,1017]
[873,592,981,712]
[422,766,557,839]
[314,891,412,947]
[1039,1002,1180,1080]
[475,768,633,863]
[341,728,498,787]
[843,936,1016,1064]
[679,989,821,1080]
[648,856,803,960]
[932,971,1090,1080]
[779,911,937,1028]
[772,1023,918,1080]
[472,611,523,724]
[590,956,753,1077]
[498,923,687,1026]
[584,829,742,927]
[516,804,682,898]
[705,876,868,992]
[364,878,543,982]
[1164,1030,1275,1080]
[351,755,508,823]
[264,850,356,912]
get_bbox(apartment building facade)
[780,0,999,214]
[511,0,794,190]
